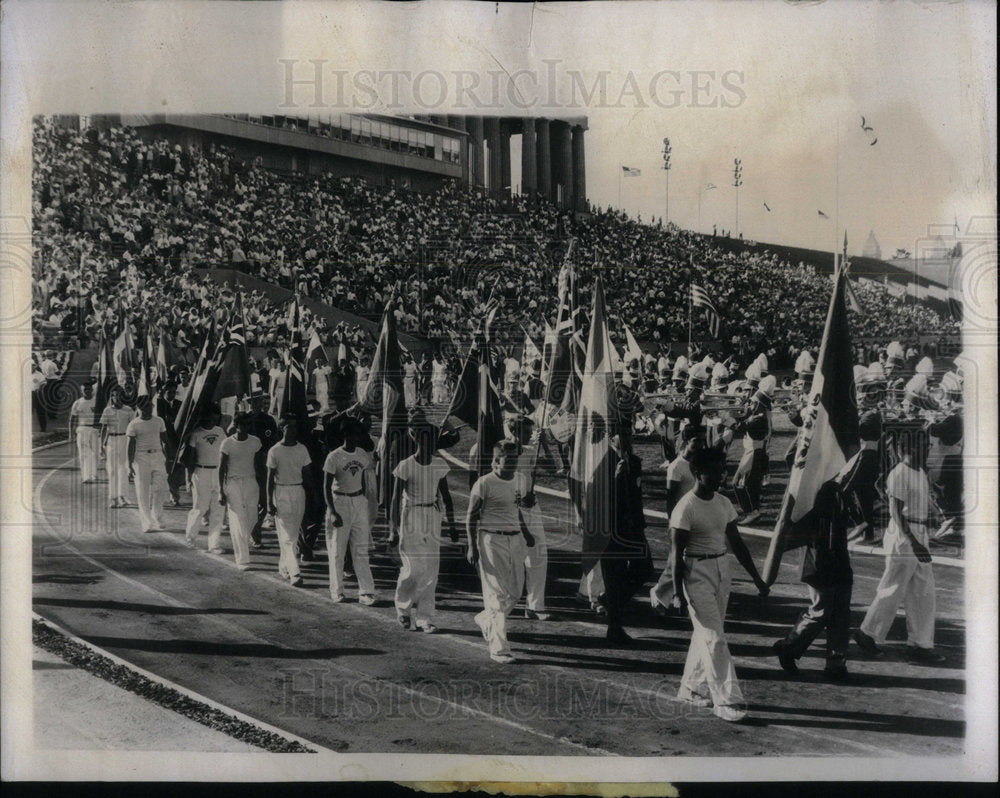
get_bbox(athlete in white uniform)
[100,388,134,508]
[266,416,312,587]
[69,382,99,483]
[388,412,455,633]
[219,413,262,570]
[509,417,549,620]
[125,397,169,533]
[324,418,378,605]
[466,440,536,664]
[184,410,226,552]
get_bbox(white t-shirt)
[71,396,97,427]
[671,491,737,556]
[100,406,134,435]
[126,415,166,452]
[187,426,226,466]
[666,455,696,497]
[886,462,931,525]
[393,454,449,505]
[323,446,373,494]
[220,434,262,479]
[468,471,529,532]
[266,442,311,485]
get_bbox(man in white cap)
[732,375,775,524]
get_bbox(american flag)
[691,284,721,339]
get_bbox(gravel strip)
[32,618,314,753]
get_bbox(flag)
[844,278,863,314]
[137,324,156,400]
[691,284,721,339]
[817,210,829,219]
[214,291,252,402]
[92,330,117,427]
[280,298,309,423]
[520,327,542,372]
[546,252,585,443]
[306,328,329,377]
[706,183,717,190]
[623,324,643,366]
[361,300,410,508]
[568,277,618,573]
[112,305,136,387]
[155,328,173,387]
[170,319,221,471]
[761,262,861,585]
[622,166,641,177]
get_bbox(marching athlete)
[266,415,312,587]
[388,410,456,632]
[126,396,169,533]
[323,417,378,605]
[69,381,99,484]
[671,447,769,722]
[219,412,262,570]
[100,387,134,508]
[184,406,227,552]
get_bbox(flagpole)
[617,162,622,210]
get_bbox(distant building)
[862,230,881,260]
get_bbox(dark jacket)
[800,481,853,587]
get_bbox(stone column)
[536,118,552,201]
[466,117,485,187]
[521,118,538,197]
[485,117,502,197]
[553,121,574,209]
[572,125,587,212]
[499,120,512,195]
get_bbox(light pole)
[733,158,742,237]
[662,137,672,227]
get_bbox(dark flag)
[92,330,117,427]
[762,261,861,585]
[568,277,618,573]
[544,240,582,443]
[214,291,252,403]
[280,297,310,429]
[170,320,218,471]
[137,323,157,400]
[360,300,410,508]
[306,328,330,376]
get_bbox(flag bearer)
[219,412,262,570]
[323,417,378,605]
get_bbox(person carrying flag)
[323,417,378,605]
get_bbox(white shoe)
[474,611,490,643]
[649,586,661,609]
[358,594,377,606]
[713,704,748,722]
[330,593,345,603]
[678,690,712,708]
[208,547,224,555]
[237,563,251,571]
[418,622,439,634]
[490,652,517,664]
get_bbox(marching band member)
[100,386,133,509]
[69,381,99,484]
[126,396,170,533]
[219,412,262,570]
[732,374,775,524]
[783,363,814,469]
[388,409,456,632]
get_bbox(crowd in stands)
[32,117,960,368]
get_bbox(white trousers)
[186,468,224,547]
[679,556,745,709]
[395,504,442,624]
[105,436,129,500]
[76,427,99,482]
[225,476,258,566]
[522,507,547,611]
[579,562,605,602]
[327,494,375,598]
[476,530,527,657]
[860,523,936,648]
[273,485,304,579]
[133,451,168,530]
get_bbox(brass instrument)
[701,392,746,412]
